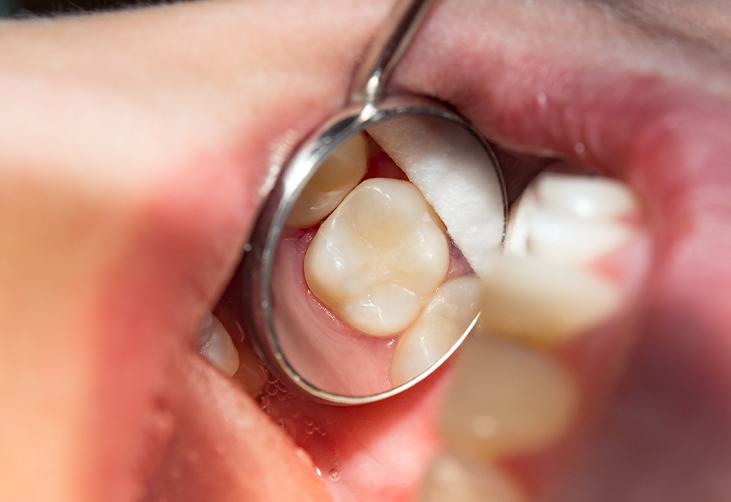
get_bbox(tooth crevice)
[391,275,482,386]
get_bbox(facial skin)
[2,0,731,501]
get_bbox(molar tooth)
[197,313,240,377]
[440,335,579,459]
[287,132,368,228]
[527,209,634,266]
[418,453,526,502]
[391,276,481,386]
[479,255,621,345]
[535,172,638,219]
[305,178,449,336]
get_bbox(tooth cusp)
[535,172,638,219]
[305,178,449,336]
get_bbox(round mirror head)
[243,97,506,404]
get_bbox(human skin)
[2,0,731,501]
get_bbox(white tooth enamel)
[305,178,449,336]
[391,276,482,386]
[418,453,526,502]
[535,172,638,219]
[527,209,634,265]
[506,171,638,265]
[287,132,368,228]
[198,314,240,377]
[440,335,579,458]
[368,116,505,278]
[480,255,621,345]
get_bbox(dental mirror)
[240,0,507,404]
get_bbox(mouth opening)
[148,67,731,502]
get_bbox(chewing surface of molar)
[418,453,526,502]
[391,275,482,387]
[368,116,505,279]
[287,132,368,228]
[440,335,579,459]
[304,178,449,336]
[197,313,240,377]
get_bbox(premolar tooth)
[440,335,579,459]
[527,210,634,266]
[287,132,368,228]
[418,453,526,502]
[391,276,481,386]
[197,313,240,377]
[535,172,638,219]
[305,178,449,336]
[480,255,621,345]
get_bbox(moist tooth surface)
[391,275,482,386]
[304,177,450,337]
[197,313,240,377]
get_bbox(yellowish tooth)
[197,314,240,377]
[391,276,481,386]
[440,335,579,459]
[418,453,526,502]
[305,178,449,336]
[287,132,368,228]
[480,255,621,345]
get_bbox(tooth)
[391,276,481,386]
[507,171,638,264]
[440,335,579,459]
[368,116,505,278]
[535,172,638,219]
[418,453,526,502]
[287,132,368,228]
[197,313,240,377]
[526,210,634,265]
[305,178,450,336]
[479,255,621,345]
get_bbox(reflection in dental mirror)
[269,113,505,398]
